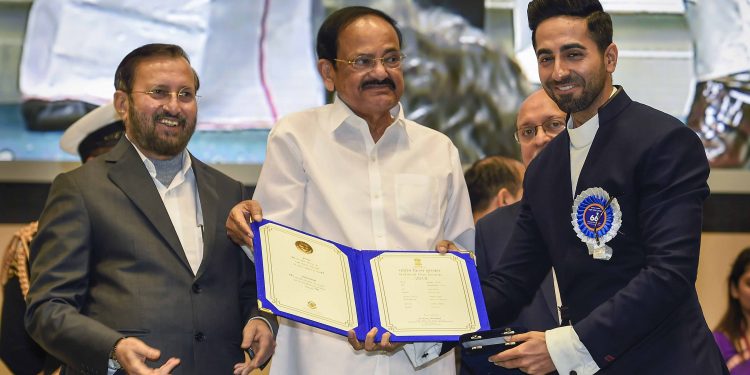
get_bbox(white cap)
[60,102,121,155]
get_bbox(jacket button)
[192,283,202,293]
[570,371,577,375]
[195,332,205,342]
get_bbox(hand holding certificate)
[252,219,489,342]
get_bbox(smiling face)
[114,56,197,160]
[317,15,404,121]
[534,16,617,124]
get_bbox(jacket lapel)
[192,156,217,279]
[106,138,192,272]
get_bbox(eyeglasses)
[514,118,566,143]
[333,52,406,71]
[130,88,200,103]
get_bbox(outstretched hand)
[115,337,180,375]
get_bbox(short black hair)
[316,6,403,67]
[464,156,523,214]
[527,0,612,53]
[114,43,200,93]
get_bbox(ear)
[114,90,129,116]
[317,59,336,92]
[496,188,510,208]
[604,43,618,74]
[497,187,523,208]
[731,284,740,299]
[113,90,130,129]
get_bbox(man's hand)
[115,337,180,375]
[233,319,276,375]
[435,240,458,254]
[225,200,264,248]
[488,331,555,375]
[347,328,405,353]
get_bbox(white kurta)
[254,96,474,374]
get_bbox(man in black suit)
[25,43,276,375]
[479,1,727,374]
[474,89,565,333]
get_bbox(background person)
[714,247,750,373]
[463,89,564,375]
[474,89,564,326]
[0,103,123,375]
[464,155,524,224]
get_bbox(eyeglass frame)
[129,88,201,104]
[332,52,407,71]
[513,118,567,144]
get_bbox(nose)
[533,126,553,146]
[162,93,182,113]
[553,59,569,81]
[369,58,389,79]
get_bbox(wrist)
[109,337,125,369]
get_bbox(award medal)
[571,187,621,260]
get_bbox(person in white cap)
[0,102,124,375]
[59,102,125,163]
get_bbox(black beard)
[128,104,195,157]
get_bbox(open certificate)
[251,219,490,342]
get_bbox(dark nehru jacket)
[482,88,727,374]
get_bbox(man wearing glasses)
[225,6,473,375]
[26,43,276,375]
[474,89,565,333]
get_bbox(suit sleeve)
[475,219,490,280]
[480,197,552,329]
[25,172,121,374]
[573,125,710,368]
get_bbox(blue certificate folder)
[251,219,490,342]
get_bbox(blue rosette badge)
[570,187,622,260]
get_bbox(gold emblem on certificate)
[307,300,317,309]
[295,240,313,254]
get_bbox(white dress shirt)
[254,95,475,375]
[130,139,204,275]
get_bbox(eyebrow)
[536,43,588,56]
[352,47,400,57]
[560,43,587,51]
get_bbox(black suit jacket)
[26,138,274,375]
[482,89,727,374]
[475,202,558,332]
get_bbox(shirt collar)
[326,94,406,134]
[126,134,192,184]
[567,113,599,150]
[567,87,617,149]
